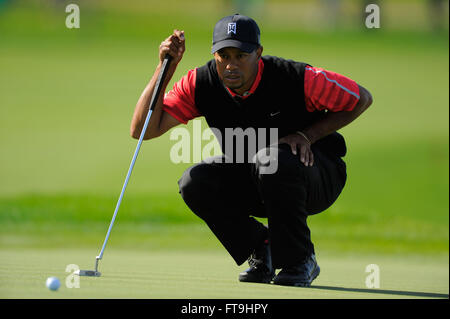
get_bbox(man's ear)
[256,46,263,59]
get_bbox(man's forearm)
[302,84,373,144]
[130,63,176,139]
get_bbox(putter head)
[74,255,102,277]
[74,269,101,277]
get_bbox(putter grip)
[149,54,172,111]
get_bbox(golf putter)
[75,54,173,277]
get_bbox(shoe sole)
[273,265,320,287]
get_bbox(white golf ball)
[46,277,61,291]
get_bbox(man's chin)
[223,81,243,91]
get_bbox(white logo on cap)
[227,22,236,35]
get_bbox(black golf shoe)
[239,240,275,284]
[273,254,320,287]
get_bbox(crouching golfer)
[131,14,373,287]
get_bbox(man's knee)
[178,166,202,204]
[178,163,219,218]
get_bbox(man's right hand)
[159,29,185,65]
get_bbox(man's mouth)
[224,74,241,82]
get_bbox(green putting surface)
[0,249,447,299]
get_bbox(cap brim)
[211,40,257,54]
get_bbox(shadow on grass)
[310,285,449,299]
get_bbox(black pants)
[178,143,347,269]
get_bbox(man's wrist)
[303,126,325,144]
[295,131,312,145]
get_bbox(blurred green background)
[0,0,448,297]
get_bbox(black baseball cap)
[211,14,261,54]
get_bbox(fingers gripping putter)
[75,55,172,277]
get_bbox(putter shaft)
[90,55,173,274]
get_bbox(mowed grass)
[0,3,448,298]
[0,184,448,256]
[0,249,448,299]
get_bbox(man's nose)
[226,60,239,71]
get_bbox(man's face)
[214,46,263,94]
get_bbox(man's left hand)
[278,133,314,167]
